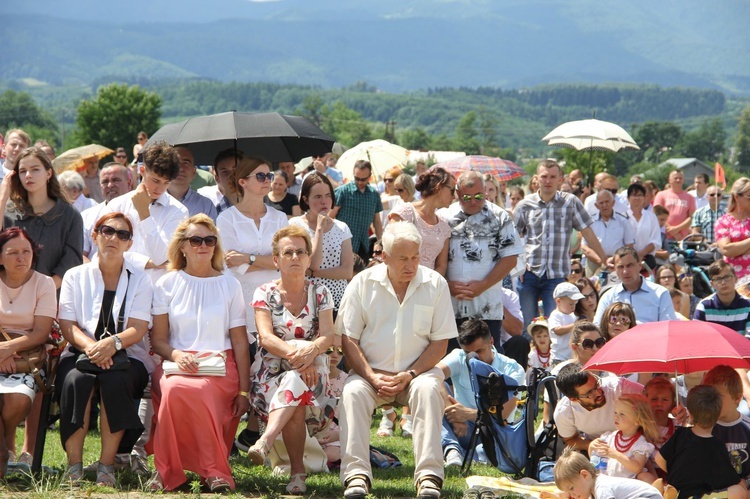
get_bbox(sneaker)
[376,414,394,437]
[234,429,260,453]
[444,448,463,468]
[17,452,32,465]
[401,415,413,438]
[130,455,150,476]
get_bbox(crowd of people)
[2,124,750,498]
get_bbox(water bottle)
[590,453,608,472]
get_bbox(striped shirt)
[513,191,593,279]
[694,292,750,333]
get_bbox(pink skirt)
[147,350,240,491]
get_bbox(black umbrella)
[144,112,335,166]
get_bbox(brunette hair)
[231,156,271,198]
[599,302,636,341]
[299,172,335,213]
[415,166,454,198]
[94,212,133,234]
[0,227,40,269]
[10,147,65,214]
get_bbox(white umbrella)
[335,139,410,181]
[542,119,640,152]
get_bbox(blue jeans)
[518,271,564,329]
[441,417,490,464]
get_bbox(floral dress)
[715,213,750,280]
[250,280,335,436]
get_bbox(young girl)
[527,317,552,370]
[588,394,659,484]
[317,336,348,468]
[643,377,677,448]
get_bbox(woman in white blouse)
[148,214,250,492]
[58,212,153,486]
[216,156,289,339]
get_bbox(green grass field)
[4,414,510,498]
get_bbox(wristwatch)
[249,254,256,266]
[113,335,123,351]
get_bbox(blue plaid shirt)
[691,205,725,244]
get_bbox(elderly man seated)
[337,221,458,499]
[437,319,525,468]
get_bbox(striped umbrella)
[433,155,526,182]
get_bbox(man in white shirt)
[581,190,635,276]
[338,221,457,499]
[627,183,661,270]
[690,173,710,211]
[584,175,629,217]
[0,128,30,180]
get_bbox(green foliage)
[735,106,750,171]
[74,83,161,150]
[399,127,433,150]
[454,111,481,155]
[0,90,59,144]
[319,101,373,147]
[558,149,614,183]
[675,118,727,162]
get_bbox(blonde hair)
[617,394,661,446]
[643,376,677,408]
[483,173,502,205]
[554,447,597,488]
[167,214,225,272]
[271,225,312,256]
[728,177,750,213]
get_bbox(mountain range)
[5,0,750,95]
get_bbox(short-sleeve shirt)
[653,189,696,240]
[554,376,643,440]
[0,271,56,336]
[692,205,726,244]
[337,264,457,373]
[152,271,247,351]
[548,309,576,362]
[441,202,523,320]
[713,413,750,479]
[628,209,661,256]
[263,193,299,217]
[513,191,593,279]
[593,474,662,499]
[587,212,635,256]
[334,182,382,253]
[442,347,525,410]
[390,202,451,270]
[715,213,750,279]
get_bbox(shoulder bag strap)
[115,270,132,335]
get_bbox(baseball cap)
[553,282,585,300]
[526,316,550,336]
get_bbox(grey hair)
[382,220,422,254]
[457,170,484,190]
[596,189,614,202]
[58,170,86,191]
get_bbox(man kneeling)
[337,221,458,498]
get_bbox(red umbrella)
[584,320,750,375]
[434,155,526,182]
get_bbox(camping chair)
[31,323,66,474]
[523,366,559,481]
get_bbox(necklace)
[614,430,642,453]
[280,282,308,315]
[2,282,22,304]
[535,348,551,368]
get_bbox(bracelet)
[314,343,322,354]
[238,391,250,399]
[408,370,417,379]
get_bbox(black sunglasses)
[326,347,344,355]
[185,235,218,247]
[373,249,383,255]
[97,224,132,241]
[570,268,582,274]
[579,337,606,350]
[249,172,274,183]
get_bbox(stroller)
[460,356,559,481]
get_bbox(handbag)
[0,325,47,374]
[162,350,227,377]
[75,270,132,374]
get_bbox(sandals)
[344,474,370,499]
[66,462,83,485]
[417,475,443,499]
[206,476,231,493]
[246,439,270,466]
[145,471,165,492]
[286,473,307,495]
[96,462,116,487]
[376,408,396,437]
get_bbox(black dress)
[263,193,298,216]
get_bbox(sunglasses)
[280,248,309,259]
[708,193,720,197]
[185,235,218,247]
[384,178,395,183]
[249,172,274,183]
[326,347,344,355]
[115,155,127,159]
[579,337,607,350]
[373,249,383,255]
[97,224,132,242]
[395,188,405,193]
[459,193,485,202]
[570,268,582,274]
[354,176,370,183]
[577,377,602,399]
[609,316,631,326]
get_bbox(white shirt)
[584,192,630,218]
[554,376,643,440]
[690,190,709,211]
[499,287,523,344]
[59,261,156,372]
[81,201,108,258]
[548,309,576,362]
[105,190,189,280]
[72,195,98,213]
[197,185,223,206]
[153,270,246,351]
[585,212,635,257]
[337,264,458,373]
[627,208,661,256]
[216,205,288,333]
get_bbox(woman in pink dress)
[148,214,250,492]
[716,177,750,282]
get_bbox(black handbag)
[75,270,131,374]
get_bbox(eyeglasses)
[659,274,675,280]
[249,172,274,183]
[582,291,597,300]
[353,176,370,183]
[97,224,132,242]
[280,248,309,259]
[577,377,602,399]
[708,193,720,197]
[579,337,607,350]
[115,155,127,159]
[384,178,395,183]
[185,235,218,247]
[609,316,631,326]
[711,274,735,284]
[326,347,344,355]
[570,268,582,274]
[459,193,485,202]
[395,188,405,193]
